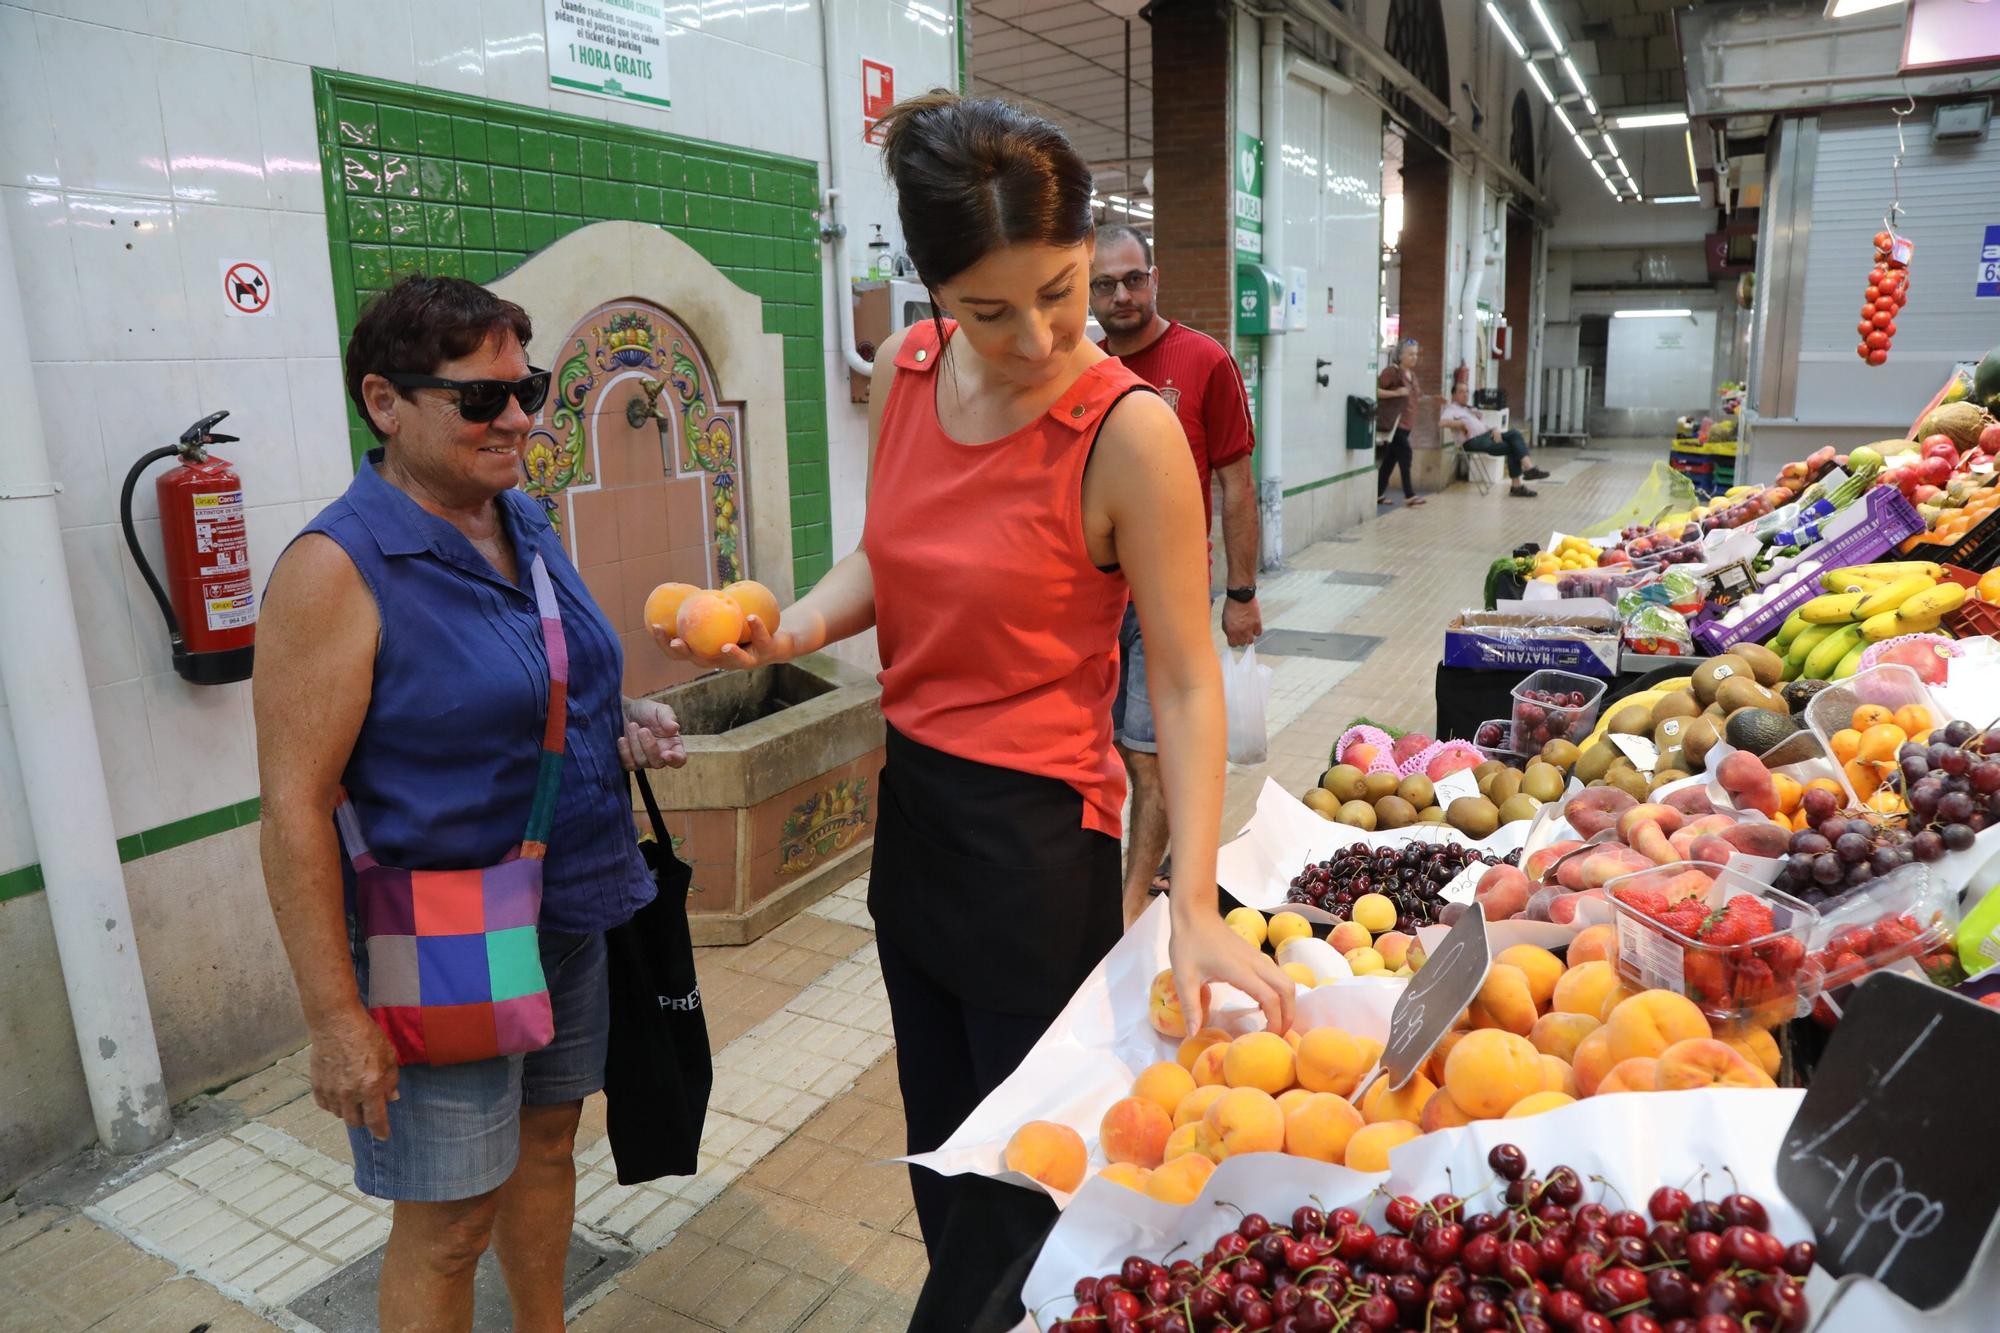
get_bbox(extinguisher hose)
[120,445,185,648]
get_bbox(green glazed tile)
[380,155,420,199]
[390,244,426,278]
[632,146,661,185]
[551,134,580,175]
[635,184,663,223]
[525,212,555,248]
[659,190,685,225]
[454,162,491,206]
[581,138,611,176]
[416,156,454,200]
[464,251,499,282]
[416,110,452,155]
[422,202,459,247]
[347,198,387,243]
[493,209,526,249]
[555,214,583,239]
[487,125,519,166]
[490,165,522,208]
[609,142,637,180]
[351,244,390,290]
[385,199,423,243]
[522,170,553,211]
[582,177,616,218]
[519,127,551,170]
[342,150,383,195]
[336,98,377,146]
[452,116,487,160]
[461,207,494,249]
[688,194,712,228]
[430,249,463,278]
[553,175,581,214]
[378,105,418,152]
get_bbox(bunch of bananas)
[1531,536,1601,577]
[1766,561,1966,680]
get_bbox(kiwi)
[1473,759,1506,783]
[1521,762,1566,803]
[1336,799,1378,831]
[1681,716,1721,768]
[1607,704,1654,736]
[1653,715,1690,751]
[1716,675,1786,715]
[1396,774,1436,809]
[1650,768,1692,791]
[1374,794,1417,829]
[1416,805,1447,823]
[1497,793,1542,825]
[1693,654,1752,706]
[1302,788,1340,817]
[1651,691,1700,727]
[1703,703,1729,724]
[1574,741,1618,784]
[1363,771,1401,802]
[1608,767,1653,801]
[1733,643,1785,687]
[1540,739,1581,772]
[1485,767,1524,806]
[1321,764,1368,802]
[1447,795,1500,839]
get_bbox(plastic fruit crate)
[1510,670,1607,753]
[1801,664,1953,808]
[1936,564,2000,638]
[1805,864,1960,1028]
[1902,499,2000,565]
[1606,861,1822,1023]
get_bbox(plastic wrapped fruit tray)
[1606,861,1821,1024]
[1695,486,1924,654]
[1510,669,1606,754]
[1805,863,1960,1028]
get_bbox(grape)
[1802,787,1841,823]
[1980,727,2000,755]
[1940,791,1976,824]
[1944,823,1977,851]
[1820,816,1852,842]
[1790,831,1831,856]
[1813,853,1845,885]
[1870,845,1904,875]
[1930,743,1955,769]
[1844,861,1875,887]
[1943,720,1976,747]
[1973,763,2000,795]
[1941,749,1972,776]
[1910,781,1942,818]
[1912,830,1945,862]
[1901,755,1931,784]
[1834,832,1872,864]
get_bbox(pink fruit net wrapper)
[1334,725,1483,779]
[1858,633,1960,686]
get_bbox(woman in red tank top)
[654,93,1291,1328]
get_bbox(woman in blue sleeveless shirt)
[254,276,685,1332]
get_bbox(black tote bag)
[603,772,712,1184]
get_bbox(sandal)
[1377,495,1394,506]
[1407,496,1427,505]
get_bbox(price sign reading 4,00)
[1383,903,1490,1090]
[1776,972,2000,1310]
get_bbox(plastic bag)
[1622,603,1694,657]
[1222,643,1273,765]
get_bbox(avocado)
[1780,679,1832,712]
[1725,707,1798,756]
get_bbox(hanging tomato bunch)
[1856,229,1914,366]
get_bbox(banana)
[1770,611,1810,652]
[1832,641,1869,679]
[1800,592,1868,625]
[1786,622,1839,673]
[1861,609,1911,641]
[1803,625,1865,679]
[1820,572,1886,595]
[1895,582,1968,625]
[1853,575,1938,619]
[1830,560,1945,581]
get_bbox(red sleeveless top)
[863,320,1147,836]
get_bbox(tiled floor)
[1,441,1663,1330]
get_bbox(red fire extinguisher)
[120,411,256,684]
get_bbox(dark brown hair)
[344,275,534,439]
[876,91,1095,290]
[1096,222,1151,267]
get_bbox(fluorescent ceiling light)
[1614,308,1693,318]
[1553,105,1577,135]
[1529,0,1565,54]
[1614,154,1632,178]
[1526,62,1557,105]
[1486,2,1527,58]
[1588,156,1609,180]
[1561,55,1590,98]
[1583,94,1598,116]
[1825,0,1903,16]
[1602,132,1621,157]
[1651,195,1701,204]
[1616,111,1689,129]
[1685,129,1700,191]
[1601,176,1621,199]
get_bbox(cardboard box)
[1443,598,1622,676]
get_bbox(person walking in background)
[1439,379,1548,498]
[1376,338,1426,507]
[1089,222,1261,926]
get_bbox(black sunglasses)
[383,368,551,422]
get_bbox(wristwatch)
[1225,586,1258,603]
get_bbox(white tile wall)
[0,0,954,872]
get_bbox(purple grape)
[1941,792,1977,824]
[1974,763,2000,795]
[1790,831,1831,856]
[1944,823,1978,851]
[1813,853,1845,885]
[1870,845,1905,875]
[1942,749,1972,776]
[1844,861,1875,887]
[1902,755,1932,784]
[1943,720,1976,747]
[1912,830,1946,862]
[1836,832,1873,864]
[1820,816,1852,842]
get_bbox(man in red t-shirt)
[1091,223,1260,923]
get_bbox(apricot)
[1003,1121,1087,1191]
[1443,1030,1545,1119]
[642,581,699,632]
[1529,1011,1600,1064]
[1296,1027,1375,1097]
[1605,990,1712,1064]
[1505,1090,1577,1118]
[1176,1026,1230,1069]
[1552,960,1622,1018]
[676,590,746,656]
[1473,963,1539,1035]
[1496,945,1565,1010]
[1360,1070,1437,1125]
[1715,1023,1782,1079]
[1540,1054,1579,1097]
[1595,1058,1659,1095]
[1149,970,1186,1038]
[1420,1088,1477,1132]
[1223,1031,1297,1095]
[1343,1120,1421,1172]
[1162,1121,1219,1163]
[1284,1092,1365,1163]
[1572,1026,1617,1096]
[1375,931,1417,971]
[1099,1096,1173,1168]
[1328,921,1373,954]
[1098,1162,1151,1193]
[1204,1087,1286,1158]
[1132,1061,1197,1118]
[1569,924,1621,967]
[1425,1029,1467,1086]
[1172,1083,1229,1129]
[1282,961,1318,988]
[1654,1037,1775,1091]
[1190,1044,1230,1088]
[1276,1088,1314,1116]
[1145,1151,1216,1204]
[719,579,780,640]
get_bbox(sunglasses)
[383,368,552,422]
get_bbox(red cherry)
[1783,1239,1816,1276]
[1686,1230,1725,1279]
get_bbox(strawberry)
[1869,914,1921,955]
[1733,957,1779,1003]
[1702,895,1775,946]
[1828,927,1873,956]
[1683,952,1731,1004]
[1661,902,1708,939]
[1824,948,1868,980]
[1615,886,1668,918]
[1759,934,1805,979]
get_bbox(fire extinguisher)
[120,411,256,685]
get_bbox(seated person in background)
[1438,382,1547,498]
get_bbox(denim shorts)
[1110,601,1157,753]
[347,928,609,1202]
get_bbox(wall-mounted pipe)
[819,3,877,381]
[1258,13,1286,570]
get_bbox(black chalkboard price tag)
[1776,971,2000,1310]
[1383,903,1490,1090]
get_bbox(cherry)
[1564,1250,1605,1292]
[1422,1222,1467,1263]
[1189,1287,1223,1322]
[1695,1317,1739,1333]
[1649,1266,1697,1315]
[1229,1257,1269,1288]
[1721,1193,1770,1230]
[1072,1302,1103,1323]
[1536,1233,1572,1274]
[1684,1200,1724,1234]
[1463,1232,1502,1275]
[1594,1266,1649,1309]
[1649,1220,1688,1260]
[1217,1232,1250,1260]
[1158,1316,1191,1333]
[1386,1194,1424,1232]
[1431,1281,1469,1317]
[1575,1202,1611,1230]
[1608,1210,1649,1239]
[1720,1225,1768,1269]
[1697,1275,1748,1316]
[1369,1235,1416,1273]
[1546,1168,1585,1207]
[1335,1222,1376,1262]
[1576,1311,1616,1333]
[1686,1231,1725,1280]
[1519,1319,1553,1333]
[1490,1143,1529,1180]
[1617,1315,1664,1333]
[1293,1205,1326,1237]
[1358,1293,1399,1328]
[1432,1192,1466,1222]
[1545,1289,1588,1326]
[1240,1296,1275,1331]
[1467,1299,1505,1330]
[1501,1238,1543,1283]
[1145,1275,1172,1306]
[1783,1240,1816,1277]
[1104,1289,1143,1319]
[1241,1212,1274,1241]
[1095,1275,1126,1305]
[1121,1256,1154,1289]
[1648,1186,1691,1222]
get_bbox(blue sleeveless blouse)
[297,451,654,933]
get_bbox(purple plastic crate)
[1694,487,1923,654]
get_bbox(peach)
[1360,1070,1438,1125]
[1529,1012,1600,1064]
[1375,931,1416,970]
[1526,839,1587,882]
[1356,1036,1385,1069]
[1473,964,1538,1036]
[1718,752,1779,816]
[1425,1029,1467,1086]
[1190,1044,1231,1088]
[1715,1023,1782,1079]
[1162,1121,1219,1163]
[1420,1087,1478,1132]
[1296,1027,1375,1097]
[1343,1120,1421,1172]
[1598,983,1641,1023]
[1100,1097,1173,1168]
[1150,970,1186,1038]
[1567,788,1639,837]
[1654,1038,1776,1091]
[1282,961,1318,988]
[1540,1054,1579,1097]
[1687,834,1735,866]
[1568,924,1619,965]
[1719,821,1791,857]
[1617,803,1686,840]
[1553,960,1622,1017]
[1276,1088,1314,1116]
[1496,945,1565,1010]
[1662,786,1715,816]
[1556,851,1595,892]
[1443,1029,1545,1119]
[1132,1061,1197,1118]
[1284,1092,1365,1163]
[1282,1029,1303,1051]
[1680,812,1737,839]
[1223,1032,1297,1095]
[1173,1084,1229,1129]
[1596,1058,1660,1095]
[1506,1090,1577,1118]
[642,581,699,632]
[1177,1026,1230,1069]
[719,579,781,640]
[1605,990,1712,1064]
[1328,921,1373,954]
[1572,1026,1617,1096]
[675,590,746,656]
[1627,820,1678,867]
[1204,1087,1286,1157]
[1098,1162,1151,1193]
[1581,847,1655,889]
[1146,1151,1216,1204]
[1549,890,1604,926]
[1004,1121,1087,1191]
[1474,865,1534,921]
